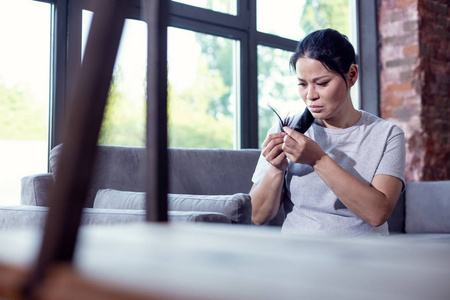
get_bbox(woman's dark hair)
[290,28,356,86]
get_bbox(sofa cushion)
[81,208,231,225]
[405,181,450,233]
[0,206,230,229]
[94,189,252,224]
[167,211,231,224]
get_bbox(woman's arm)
[250,166,285,225]
[313,155,402,226]
[282,126,403,227]
[250,132,288,225]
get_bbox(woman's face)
[295,57,356,123]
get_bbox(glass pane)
[257,46,305,146]
[0,0,51,205]
[82,11,147,147]
[168,27,239,149]
[257,0,353,41]
[172,0,237,15]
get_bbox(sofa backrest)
[404,181,450,233]
[50,144,261,208]
[168,148,260,195]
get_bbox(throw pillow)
[94,189,252,224]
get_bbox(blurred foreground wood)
[0,223,449,300]
[0,264,30,300]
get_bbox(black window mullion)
[240,0,258,149]
[168,15,243,40]
[50,0,68,150]
[256,32,298,53]
[65,0,83,116]
[80,0,141,20]
[169,2,245,31]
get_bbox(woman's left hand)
[282,126,326,166]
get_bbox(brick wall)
[378,0,450,181]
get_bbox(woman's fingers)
[271,151,288,169]
[281,127,305,153]
[266,145,287,170]
[262,132,276,148]
[282,126,321,165]
[266,142,283,159]
[262,133,286,156]
[261,132,288,169]
[262,132,286,147]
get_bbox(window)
[0,0,375,205]
[52,0,370,153]
[61,0,361,150]
[257,46,303,146]
[257,0,306,40]
[257,0,358,146]
[168,0,359,149]
[0,0,51,205]
[167,27,239,149]
[82,10,147,147]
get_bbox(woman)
[250,29,405,235]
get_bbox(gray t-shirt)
[252,110,405,236]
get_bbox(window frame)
[168,1,301,148]
[40,0,378,150]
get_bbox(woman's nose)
[307,86,319,100]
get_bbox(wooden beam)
[143,0,169,222]
[24,1,130,297]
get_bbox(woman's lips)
[309,105,324,113]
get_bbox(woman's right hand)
[261,132,289,171]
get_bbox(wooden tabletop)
[0,223,449,300]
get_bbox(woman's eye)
[298,82,306,87]
[317,82,329,86]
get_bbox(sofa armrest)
[21,174,53,206]
[0,206,48,229]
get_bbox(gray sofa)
[2,144,266,229]
[1,144,450,236]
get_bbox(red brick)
[397,0,417,8]
[379,0,450,181]
[384,82,414,93]
[402,44,419,56]
[384,94,404,107]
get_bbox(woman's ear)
[347,64,358,87]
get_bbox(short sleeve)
[251,153,271,184]
[375,125,406,188]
